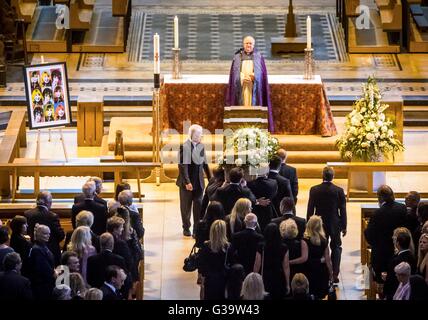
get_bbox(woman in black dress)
[303,215,333,299]
[253,223,290,299]
[225,198,252,240]
[9,215,32,260]
[195,201,225,248]
[200,166,225,218]
[280,219,308,281]
[198,220,232,300]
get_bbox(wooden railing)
[0,111,27,196]
[0,160,161,201]
[327,162,428,200]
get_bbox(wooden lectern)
[223,106,268,130]
[77,99,104,146]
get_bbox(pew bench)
[379,0,402,31]
[11,0,37,24]
[69,0,93,31]
[327,162,428,200]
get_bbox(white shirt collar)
[270,170,279,174]
[398,249,410,255]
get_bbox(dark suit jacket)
[247,177,278,232]
[231,228,264,275]
[214,183,256,215]
[307,181,347,233]
[383,250,417,300]
[176,140,211,191]
[126,207,145,240]
[0,271,33,300]
[100,283,123,300]
[9,233,32,261]
[87,250,126,288]
[23,243,55,300]
[268,171,293,216]
[74,193,107,207]
[364,201,407,275]
[201,178,224,218]
[112,236,133,276]
[271,214,307,240]
[24,206,65,266]
[71,199,108,235]
[279,163,298,201]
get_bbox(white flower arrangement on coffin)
[218,127,279,174]
[336,76,404,162]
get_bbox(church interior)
[1,0,428,301]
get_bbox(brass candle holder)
[172,48,182,79]
[304,48,315,80]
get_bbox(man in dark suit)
[176,124,212,237]
[247,167,278,233]
[278,149,298,204]
[87,233,127,288]
[383,230,417,300]
[404,191,420,242]
[268,155,293,216]
[24,191,65,266]
[307,166,347,283]
[117,190,144,240]
[214,167,257,215]
[365,185,407,286]
[272,197,306,240]
[100,265,127,300]
[230,213,264,275]
[22,224,56,300]
[71,181,108,236]
[0,252,33,300]
[74,176,107,207]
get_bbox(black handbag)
[183,244,199,272]
[327,281,337,300]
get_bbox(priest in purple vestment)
[225,36,274,132]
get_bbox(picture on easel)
[23,62,72,130]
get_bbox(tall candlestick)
[153,33,160,88]
[306,16,311,49]
[41,55,45,64]
[153,33,160,74]
[174,16,179,49]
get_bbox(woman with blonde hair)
[67,226,96,282]
[225,198,252,239]
[280,219,308,280]
[69,272,87,300]
[303,215,333,299]
[198,219,231,300]
[84,288,103,300]
[241,272,267,300]
[417,233,428,284]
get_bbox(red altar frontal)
[160,74,337,137]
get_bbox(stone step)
[121,150,342,164]
[107,133,339,152]
[160,163,347,179]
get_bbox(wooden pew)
[380,0,402,31]
[69,0,93,30]
[327,162,428,200]
[361,204,381,300]
[0,111,27,197]
[10,0,37,24]
[0,160,160,201]
[375,0,395,9]
[112,0,130,17]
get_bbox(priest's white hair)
[188,124,203,139]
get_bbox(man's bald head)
[243,36,255,54]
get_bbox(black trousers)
[325,225,342,277]
[179,187,203,232]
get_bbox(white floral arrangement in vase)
[336,76,404,162]
[218,127,279,174]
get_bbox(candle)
[306,16,311,49]
[153,33,160,74]
[41,55,45,64]
[174,16,179,49]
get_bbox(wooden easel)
[35,127,69,162]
